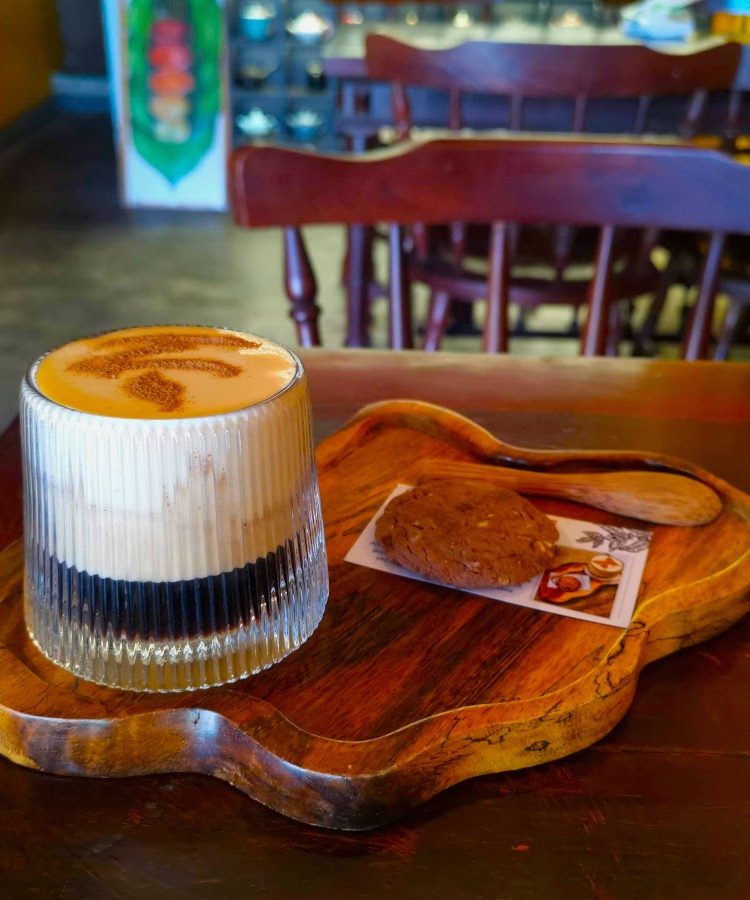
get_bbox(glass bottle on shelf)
[238,0,278,41]
[235,42,281,87]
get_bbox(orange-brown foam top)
[35,326,297,419]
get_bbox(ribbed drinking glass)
[21,338,328,691]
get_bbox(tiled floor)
[0,111,741,430]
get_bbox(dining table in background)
[325,24,750,141]
[1,351,749,897]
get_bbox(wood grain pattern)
[1,400,749,830]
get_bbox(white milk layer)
[21,367,321,583]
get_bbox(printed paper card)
[345,484,652,628]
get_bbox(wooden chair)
[229,136,750,359]
[346,37,742,350]
[366,37,741,140]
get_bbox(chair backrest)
[230,137,750,358]
[365,36,742,138]
[362,37,743,314]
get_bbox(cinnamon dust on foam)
[36,326,294,419]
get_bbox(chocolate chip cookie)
[375,480,558,589]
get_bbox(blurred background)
[2,0,749,429]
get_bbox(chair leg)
[283,227,320,347]
[341,231,351,288]
[683,232,725,361]
[424,290,452,351]
[714,295,750,361]
[635,268,671,353]
[567,306,581,337]
[445,302,479,336]
[605,301,622,356]
[388,224,414,350]
[483,222,511,354]
[345,224,370,347]
[581,225,616,357]
[516,307,530,337]
[363,226,381,308]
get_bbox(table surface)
[323,24,750,89]
[1,351,749,898]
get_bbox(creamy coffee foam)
[35,325,297,419]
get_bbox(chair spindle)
[581,225,617,356]
[683,231,726,360]
[283,227,321,347]
[345,224,371,347]
[572,95,587,133]
[388,223,414,349]
[483,222,512,353]
[681,89,708,139]
[392,83,410,140]
[633,95,652,135]
[510,94,523,130]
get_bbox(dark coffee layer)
[32,544,299,641]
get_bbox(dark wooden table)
[1,351,749,898]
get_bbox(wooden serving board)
[1,400,749,831]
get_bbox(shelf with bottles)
[233,84,332,105]
[230,0,338,144]
[228,0,619,150]
[232,47,331,89]
[234,86,340,146]
[232,0,336,51]
[333,0,614,28]
[241,125,342,147]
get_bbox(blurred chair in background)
[339,37,741,351]
[230,137,750,359]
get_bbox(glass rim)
[23,324,304,425]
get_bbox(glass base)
[25,539,328,692]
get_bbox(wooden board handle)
[416,459,723,526]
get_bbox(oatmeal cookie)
[375,480,558,588]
